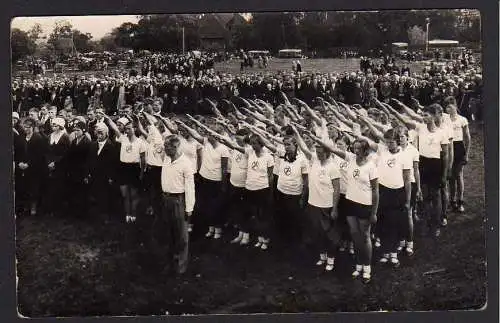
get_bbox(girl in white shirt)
[197,125,253,246]
[373,129,412,267]
[445,98,471,213]
[274,136,309,244]
[295,128,342,272]
[311,135,379,284]
[178,118,229,241]
[396,126,421,256]
[383,102,450,237]
[137,115,165,218]
[106,115,147,223]
[245,134,275,250]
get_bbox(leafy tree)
[11,28,36,62]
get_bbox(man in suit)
[85,122,120,223]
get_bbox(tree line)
[12,10,481,62]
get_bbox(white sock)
[363,265,371,275]
[407,241,414,249]
[320,253,327,260]
[356,264,363,272]
[390,252,398,259]
[327,257,335,265]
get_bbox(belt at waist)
[163,192,184,197]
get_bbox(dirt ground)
[15,122,486,317]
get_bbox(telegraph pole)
[425,17,430,53]
[182,27,185,55]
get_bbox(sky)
[11,15,140,40]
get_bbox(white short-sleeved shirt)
[438,118,454,145]
[401,144,420,183]
[449,115,468,142]
[273,144,285,176]
[199,138,230,181]
[417,124,449,159]
[408,129,418,145]
[117,135,147,163]
[376,145,412,189]
[229,145,249,188]
[180,137,202,174]
[332,152,353,195]
[308,159,341,208]
[276,153,309,196]
[345,156,379,206]
[245,149,275,191]
[145,126,165,167]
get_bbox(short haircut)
[424,103,442,115]
[443,96,457,106]
[48,105,57,112]
[352,138,371,157]
[164,134,181,148]
[383,128,400,144]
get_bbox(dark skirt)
[118,162,141,187]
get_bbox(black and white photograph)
[11,9,487,317]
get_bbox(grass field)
[16,122,486,317]
[12,57,431,79]
[214,57,430,75]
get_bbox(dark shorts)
[379,185,406,211]
[420,157,443,189]
[344,198,372,220]
[452,141,466,171]
[118,163,141,187]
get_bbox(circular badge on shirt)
[353,169,360,179]
[387,158,396,168]
[251,161,259,170]
[126,144,133,153]
[284,166,292,176]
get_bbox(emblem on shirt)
[353,169,360,179]
[284,166,292,176]
[154,143,163,154]
[126,144,133,153]
[235,154,242,162]
[319,169,326,177]
[340,161,348,169]
[427,138,435,146]
[251,161,259,170]
[387,158,396,168]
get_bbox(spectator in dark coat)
[66,120,92,219]
[19,117,48,216]
[85,122,120,222]
[44,117,71,217]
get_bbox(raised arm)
[309,131,348,160]
[206,98,224,119]
[292,98,323,126]
[247,127,278,154]
[290,124,312,160]
[377,99,419,130]
[176,119,205,144]
[102,114,121,138]
[392,98,422,121]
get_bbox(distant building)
[198,13,249,51]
